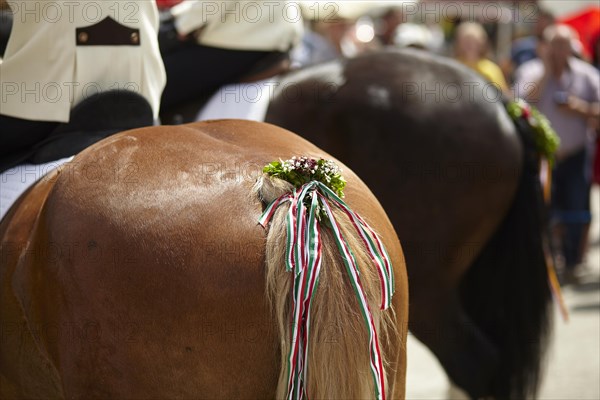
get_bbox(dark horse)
[266,48,552,399]
[0,120,409,398]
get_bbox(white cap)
[394,23,432,49]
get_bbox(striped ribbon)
[258,181,395,400]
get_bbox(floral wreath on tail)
[258,156,394,400]
[506,99,560,165]
[507,99,560,207]
[507,100,569,322]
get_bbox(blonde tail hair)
[256,176,396,399]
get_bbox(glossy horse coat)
[0,121,408,398]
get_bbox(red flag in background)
[559,6,600,60]
[156,0,183,10]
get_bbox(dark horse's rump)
[266,48,552,398]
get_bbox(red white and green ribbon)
[259,180,395,400]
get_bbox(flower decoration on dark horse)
[507,98,560,165]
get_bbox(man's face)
[457,34,483,60]
[549,36,571,66]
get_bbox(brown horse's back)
[0,120,407,398]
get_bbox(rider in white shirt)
[0,0,166,165]
[159,0,303,114]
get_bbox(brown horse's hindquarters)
[0,121,408,398]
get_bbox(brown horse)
[0,120,408,398]
[266,49,553,399]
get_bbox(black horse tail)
[460,105,553,399]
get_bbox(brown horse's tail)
[460,109,553,399]
[255,176,396,399]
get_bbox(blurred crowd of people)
[285,2,599,282]
[1,1,598,281]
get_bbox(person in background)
[0,0,166,165]
[454,22,509,94]
[159,0,303,113]
[514,24,600,283]
[511,8,555,69]
[376,7,404,46]
[591,33,600,187]
[589,32,600,265]
[292,15,353,67]
[291,2,372,68]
